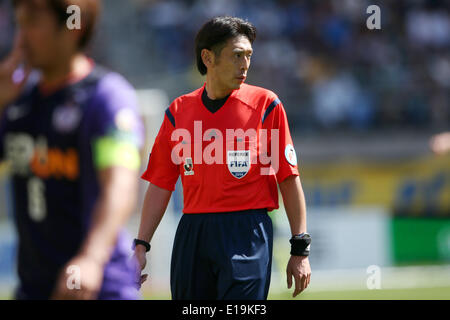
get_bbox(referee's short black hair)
[195,16,257,75]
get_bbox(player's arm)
[52,75,144,300]
[52,144,141,300]
[82,166,138,259]
[52,166,139,300]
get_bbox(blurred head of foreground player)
[15,0,98,69]
[0,0,99,107]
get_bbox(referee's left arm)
[279,175,307,236]
[264,97,311,298]
[279,175,311,298]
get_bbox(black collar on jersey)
[201,87,231,114]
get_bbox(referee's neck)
[205,78,233,100]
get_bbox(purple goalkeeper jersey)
[0,64,143,299]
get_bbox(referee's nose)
[240,57,250,75]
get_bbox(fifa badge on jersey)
[184,157,194,176]
[227,150,250,179]
[285,144,297,166]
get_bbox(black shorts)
[170,208,273,300]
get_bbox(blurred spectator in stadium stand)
[309,58,375,130]
[406,2,450,49]
[140,0,191,72]
[2,0,448,133]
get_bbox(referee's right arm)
[134,182,172,285]
[134,109,180,286]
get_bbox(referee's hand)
[286,255,311,297]
[133,246,148,288]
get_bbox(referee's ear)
[201,48,214,71]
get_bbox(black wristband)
[289,234,311,256]
[133,238,151,252]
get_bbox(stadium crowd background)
[1,0,449,134]
[1,0,450,299]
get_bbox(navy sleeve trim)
[262,98,281,124]
[165,108,175,127]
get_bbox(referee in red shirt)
[133,16,311,300]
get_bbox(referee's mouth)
[236,75,247,82]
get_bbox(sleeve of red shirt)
[141,111,180,191]
[262,97,300,183]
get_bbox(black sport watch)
[132,238,151,252]
[289,233,311,256]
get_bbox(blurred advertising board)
[300,155,450,216]
[391,217,450,264]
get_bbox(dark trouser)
[170,209,273,300]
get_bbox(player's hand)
[51,254,105,300]
[430,132,450,155]
[133,246,148,287]
[0,33,30,110]
[286,255,311,298]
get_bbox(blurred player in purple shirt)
[0,0,143,299]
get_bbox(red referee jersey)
[141,83,299,213]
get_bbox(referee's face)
[213,35,253,94]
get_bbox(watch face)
[291,233,309,240]
[296,233,310,240]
